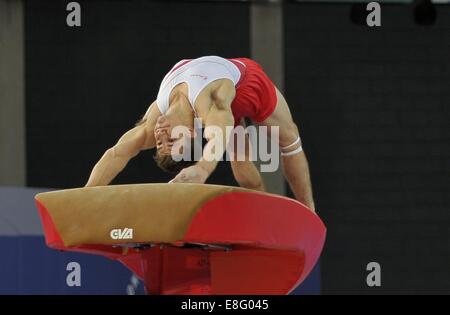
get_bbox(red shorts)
[228,58,278,125]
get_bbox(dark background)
[25,0,450,293]
[26,0,249,188]
[285,3,450,293]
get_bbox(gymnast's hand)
[169,164,209,184]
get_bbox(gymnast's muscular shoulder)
[193,78,236,123]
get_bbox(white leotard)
[156,56,244,114]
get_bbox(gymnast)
[85,56,316,212]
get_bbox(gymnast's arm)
[85,103,158,187]
[196,87,235,176]
[230,120,266,192]
[170,84,235,183]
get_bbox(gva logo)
[110,228,133,240]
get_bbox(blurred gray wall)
[251,2,285,195]
[0,187,48,235]
[0,0,26,186]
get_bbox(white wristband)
[281,146,303,157]
[281,136,300,150]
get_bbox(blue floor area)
[0,236,320,295]
[0,236,144,294]
[292,262,321,295]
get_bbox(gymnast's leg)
[260,88,316,213]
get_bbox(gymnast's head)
[153,139,196,174]
[152,94,197,173]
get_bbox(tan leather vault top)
[35,183,249,247]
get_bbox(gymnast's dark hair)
[153,139,197,174]
[135,116,190,173]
